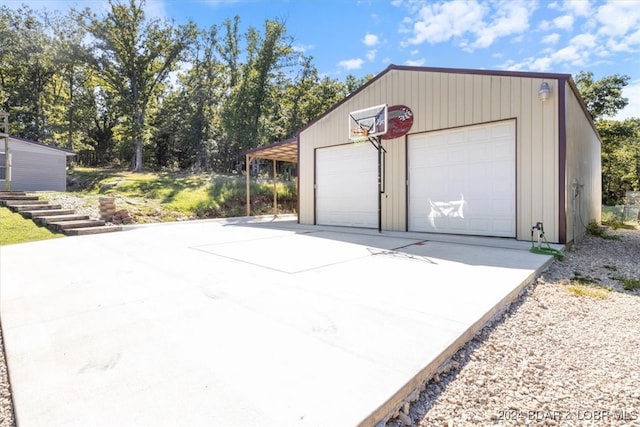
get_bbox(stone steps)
[0,192,123,236]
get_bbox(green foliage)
[0,5,56,140]
[597,119,640,205]
[0,207,64,245]
[621,278,640,291]
[70,167,296,221]
[79,0,198,172]
[1,3,355,173]
[586,221,621,239]
[571,272,599,285]
[574,71,630,121]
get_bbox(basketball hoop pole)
[348,104,388,233]
[373,136,386,233]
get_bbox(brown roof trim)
[297,64,575,137]
[387,64,572,80]
[565,78,602,144]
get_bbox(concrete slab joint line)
[0,219,556,427]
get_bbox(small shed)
[297,65,601,244]
[0,136,76,192]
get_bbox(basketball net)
[350,127,370,145]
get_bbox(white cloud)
[595,1,640,38]
[550,44,585,66]
[363,33,380,47]
[570,33,597,49]
[366,49,377,61]
[542,33,561,44]
[407,0,488,45]
[338,58,365,70]
[472,1,531,49]
[553,14,574,31]
[405,58,426,66]
[398,17,413,35]
[403,0,533,51]
[538,20,552,31]
[614,79,640,120]
[562,0,592,17]
[293,43,314,54]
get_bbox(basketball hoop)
[346,104,388,234]
[348,104,388,143]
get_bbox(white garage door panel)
[316,144,378,228]
[409,121,516,237]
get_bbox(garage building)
[297,65,601,244]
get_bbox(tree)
[0,5,56,140]
[574,71,630,121]
[597,119,640,205]
[45,11,96,151]
[217,17,298,172]
[79,0,196,171]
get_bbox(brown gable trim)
[387,64,572,81]
[297,64,575,140]
[565,78,602,144]
[558,79,568,244]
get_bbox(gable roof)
[7,136,76,156]
[296,64,590,137]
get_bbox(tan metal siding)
[299,69,562,240]
[564,82,601,243]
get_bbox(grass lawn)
[67,167,297,221]
[0,207,64,246]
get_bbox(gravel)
[386,227,640,427]
[1,217,638,427]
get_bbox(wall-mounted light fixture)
[538,81,552,101]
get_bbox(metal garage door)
[408,120,516,237]
[316,143,378,228]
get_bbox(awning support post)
[273,159,278,217]
[246,154,251,217]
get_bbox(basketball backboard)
[348,104,388,142]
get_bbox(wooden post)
[246,154,251,216]
[273,159,277,217]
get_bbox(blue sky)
[7,0,640,119]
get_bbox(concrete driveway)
[0,216,558,426]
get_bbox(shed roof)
[8,136,76,156]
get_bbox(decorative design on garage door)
[408,120,516,237]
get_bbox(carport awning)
[244,137,298,217]
[244,137,298,163]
